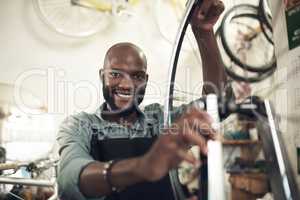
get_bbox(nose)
[118,75,134,90]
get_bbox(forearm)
[79,157,145,198]
[192,27,227,95]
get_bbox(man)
[57,1,226,199]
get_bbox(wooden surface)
[229,172,269,200]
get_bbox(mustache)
[112,88,133,94]
[102,81,147,114]
[111,82,146,96]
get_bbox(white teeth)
[116,93,133,98]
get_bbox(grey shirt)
[56,103,189,200]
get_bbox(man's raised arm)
[190,0,226,94]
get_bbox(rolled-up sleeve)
[56,113,96,200]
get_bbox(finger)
[181,128,208,155]
[187,107,214,124]
[179,110,217,139]
[177,149,200,166]
[198,0,214,19]
[184,112,217,135]
[190,116,215,130]
[199,128,217,140]
[213,0,225,14]
[206,0,224,18]
[189,121,217,139]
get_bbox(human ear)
[99,69,104,81]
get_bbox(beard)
[102,79,146,117]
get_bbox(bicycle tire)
[220,4,276,73]
[258,0,273,31]
[215,27,276,83]
[33,0,112,38]
[224,65,276,83]
[258,0,274,44]
[260,16,274,45]
[153,0,198,52]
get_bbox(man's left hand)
[190,0,225,31]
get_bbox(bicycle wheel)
[154,0,199,52]
[33,0,112,38]
[258,0,274,44]
[215,27,275,83]
[220,4,276,73]
[258,0,272,31]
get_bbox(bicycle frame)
[0,177,58,200]
[0,159,58,200]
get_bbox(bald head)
[103,42,147,71]
[100,43,148,115]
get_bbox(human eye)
[109,71,122,78]
[132,73,146,81]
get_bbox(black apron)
[90,127,175,200]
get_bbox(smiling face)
[100,43,148,114]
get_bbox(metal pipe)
[206,94,225,200]
[0,177,55,187]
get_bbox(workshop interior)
[0,0,300,199]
